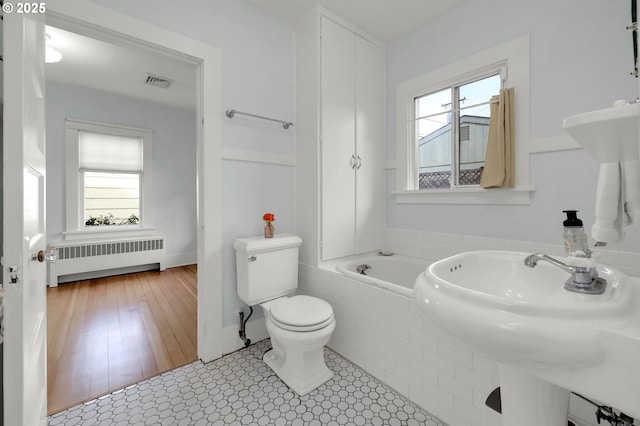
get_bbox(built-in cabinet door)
[321,17,357,260]
[355,35,385,254]
[320,16,384,261]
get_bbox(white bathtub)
[335,254,431,297]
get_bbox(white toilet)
[234,234,336,395]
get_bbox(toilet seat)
[269,295,334,332]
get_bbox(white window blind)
[79,131,143,172]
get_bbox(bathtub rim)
[319,252,432,298]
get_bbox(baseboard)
[222,315,269,355]
[166,251,197,268]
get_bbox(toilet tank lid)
[233,234,302,254]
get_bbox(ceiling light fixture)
[46,46,62,63]
[45,34,62,64]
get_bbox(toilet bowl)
[233,234,336,395]
[261,295,336,395]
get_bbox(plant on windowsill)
[85,213,139,226]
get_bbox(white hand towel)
[591,162,623,243]
[623,160,640,224]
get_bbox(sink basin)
[421,250,629,320]
[414,250,640,423]
[564,102,639,163]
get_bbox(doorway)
[42,11,217,412]
[1,4,222,422]
[43,18,198,414]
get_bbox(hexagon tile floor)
[48,339,446,426]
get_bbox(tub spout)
[356,264,372,275]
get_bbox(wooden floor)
[46,265,198,415]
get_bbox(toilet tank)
[233,234,302,306]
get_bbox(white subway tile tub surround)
[300,228,630,426]
[48,339,443,426]
[299,264,500,426]
[385,227,640,278]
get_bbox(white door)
[3,10,48,426]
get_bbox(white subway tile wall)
[384,227,640,278]
[300,263,497,426]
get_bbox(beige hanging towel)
[480,87,515,188]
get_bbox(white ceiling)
[43,1,463,109]
[243,0,464,43]
[45,25,198,111]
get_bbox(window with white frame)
[415,71,502,189]
[395,34,531,205]
[65,119,154,238]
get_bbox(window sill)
[63,226,156,241]
[393,186,535,205]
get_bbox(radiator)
[48,236,166,287]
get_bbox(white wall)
[375,2,640,424]
[221,159,295,328]
[45,82,198,264]
[386,0,640,253]
[63,1,638,423]
[86,0,296,328]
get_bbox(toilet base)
[264,317,336,396]
[264,348,333,395]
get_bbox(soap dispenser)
[563,210,589,255]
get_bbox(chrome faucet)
[356,264,372,275]
[524,253,606,295]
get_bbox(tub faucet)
[523,253,606,295]
[356,264,372,275]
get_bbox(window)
[65,119,154,239]
[416,73,501,189]
[80,131,142,225]
[394,34,532,204]
[83,172,140,225]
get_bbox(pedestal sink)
[413,250,640,426]
[564,102,639,163]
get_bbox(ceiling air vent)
[144,74,174,89]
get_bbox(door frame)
[44,0,223,362]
